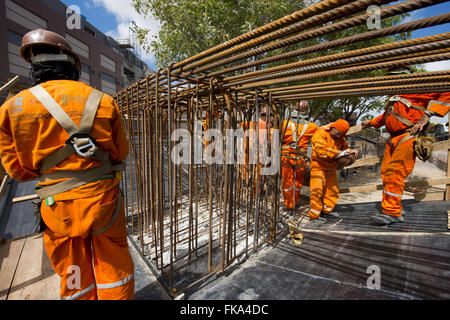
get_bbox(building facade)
[0,0,150,101]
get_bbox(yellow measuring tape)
[287,219,304,246]
[291,233,304,246]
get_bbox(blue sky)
[60,0,450,72]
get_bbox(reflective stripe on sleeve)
[309,208,321,214]
[428,100,450,108]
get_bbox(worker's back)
[0,80,129,188]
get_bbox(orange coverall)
[281,120,318,210]
[369,93,450,217]
[0,80,134,300]
[241,120,269,182]
[309,128,349,219]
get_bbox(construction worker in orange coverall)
[362,65,450,226]
[281,101,318,213]
[241,106,273,183]
[308,119,358,223]
[0,29,134,299]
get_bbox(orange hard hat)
[330,119,350,135]
[20,29,81,69]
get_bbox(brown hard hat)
[20,29,80,68]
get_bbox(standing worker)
[308,119,357,222]
[0,29,134,299]
[362,65,450,226]
[281,101,318,213]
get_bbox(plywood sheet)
[0,238,25,300]
[7,234,59,300]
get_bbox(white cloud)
[424,60,450,72]
[92,0,161,68]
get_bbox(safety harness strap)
[384,95,426,128]
[387,133,414,151]
[79,89,103,133]
[28,85,122,200]
[29,85,79,135]
[35,87,104,174]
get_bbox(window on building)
[100,54,116,73]
[7,30,30,77]
[5,0,48,30]
[123,66,135,84]
[101,73,117,96]
[65,33,90,59]
[80,64,90,85]
[84,26,95,37]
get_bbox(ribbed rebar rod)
[264,69,450,93]
[225,32,450,82]
[278,82,450,100]
[213,12,450,81]
[230,51,450,90]
[172,0,353,70]
[270,72,450,95]
[192,0,445,76]
[273,75,450,98]
[179,0,394,74]
[226,40,450,87]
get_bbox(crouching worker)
[308,120,357,223]
[0,29,134,299]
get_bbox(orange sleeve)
[369,112,386,129]
[0,98,37,181]
[312,130,340,159]
[426,92,450,117]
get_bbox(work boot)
[320,211,340,219]
[371,213,404,226]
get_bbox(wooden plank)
[433,139,449,152]
[414,191,444,202]
[0,238,26,300]
[7,234,59,300]
[345,155,383,169]
[0,176,10,202]
[446,148,450,201]
[340,177,450,194]
[347,124,363,136]
[447,210,450,230]
[0,76,19,95]
[344,140,448,170]
[12,194,39,203]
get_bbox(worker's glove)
[414,136,435,162]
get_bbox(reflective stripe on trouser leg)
[380,136,415,217]
[309,168,325,219]
[43,229,97,300]
[322,170,339,214]
[281,158,305,209]
[92,198,135,300]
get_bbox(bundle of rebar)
[114,0,450,296]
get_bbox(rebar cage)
[114,0,450,296]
